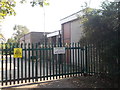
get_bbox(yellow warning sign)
[14,48,22,58]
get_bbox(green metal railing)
[0,42,119,86]
[0,43,85,86]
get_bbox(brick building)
[20,32,49,44]
[60,10,84,43]
[47,30,62,45]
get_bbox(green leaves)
[11,25,30,43]
[0,0,16,19]
[30,0,49,7]
[0,0,49,20]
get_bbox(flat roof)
[47,30,61,38]
[60,9,83,24]
[20,31,49,40]
[60,8,95,24]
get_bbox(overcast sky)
[1,0,114,40]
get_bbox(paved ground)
[3,75,117,89]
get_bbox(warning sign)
[14,48,22,58]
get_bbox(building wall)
[20,32,46,59]
[31,32,44,44]
[19,33,31,44]
[25,33,31,43]
[20,32,45,44]
[62,19,83,43]
[62,19,84,65]
[71,19,83,43]
[62,22,71,43]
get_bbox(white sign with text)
[54,47,65,54]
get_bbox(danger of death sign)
[14,48,22,58]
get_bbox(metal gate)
[0,43,87,87]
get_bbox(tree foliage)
[0,0,49,20]
[80,1,119,44]
[7,25,29,43]
[80,1,120,80]
[0,0,16,20]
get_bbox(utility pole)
[43,5,46,45]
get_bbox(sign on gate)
[54,47,65,54]
[14,48,22,58]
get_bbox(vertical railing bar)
[13,43,16,84]
[66,44,69,77]
[9,43,12,85]
[52,44,55,79]
[76,43,78,76]
[78,43,80,76]
[61,43,64,78]
[49,44,52,80]
[35,43,38,81]
[64,43,67,78]
[85,45,88,75]
[55,44,58,79]
[41,44,44,80]
[24,43,27,82]
[39,44,42,81]
[93,44,96,74]
[65,44,67,77]
[100,43,103,75]
[1,43,4,86]
[77,43,79,76]
[92,44,94,75]
[90,44,93,75]
[5,43,8,85]
[32,43,34,82]
[43,44,45,80]
[17,43,20,84]
[90,44,92,75]
[82,45,85,76]
[46,45,48,80]
[75,43,78,76]
[80,46,83,76]
[44,44,46,80]
[21,43,23,83]
[72,43,75,76]
[83,46,85,75]
[69,43,72,77]
[58,44,61,79]
[89,44,91,75]
[88,44,90,75]
[28,43,30,82]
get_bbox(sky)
[0,0,114,40]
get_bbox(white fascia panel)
[60,11,83,24]
[47,31,59,38]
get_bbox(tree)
[80,1,120,84]
[80,1,119,44]
[12,25,29,43]
[7,37,16,43]
[0,0,16,20]
[0,0,49,20]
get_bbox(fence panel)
[0,42,119,87]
